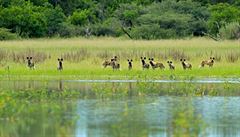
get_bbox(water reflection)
[75,97,240,137]
[0,80,239,96]
[0,80,240,137]
[0,100,77,137]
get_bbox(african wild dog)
[180,59,192,70]
[200,57,215,68]
[102,56,117,68]
[140,57,150,69]
[112,59,120,70]
[26,57,35,69]
[167,61,175,70]
[149,58,165,70]
[127,59,133,70]
[57,58,63,71]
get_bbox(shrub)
[0,2,47,37]
[43,5,66,36]
[208,3,240,35]
[69,9,97,26]
[130,24,176,39]
[0,28,19,40]
[58,23,85,37]
[219,22,240,39]
[92,18,122,37]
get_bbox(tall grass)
[0,37,239,79]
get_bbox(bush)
[58,23,85,37]
[92,18,122,37]
[0,2,47,37]
[130,24,176,39]
[208,3,240,35]
[219,22,240,39]
[124,0,209,39]
[0,28,19,40]
[92,24,118,36]
[43,5,66,36]
[69,9,97,26]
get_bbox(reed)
[0,37,239,80]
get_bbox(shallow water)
[66,78,240,84]
[0,80,240,137]
[76,97,240,137]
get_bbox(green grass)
[0,37,239,80]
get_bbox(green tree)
[0,1,67,37]
[0,0,25,7]
[0,2,47,37]
[208,3,240,35]
[69,9,97,26]
[122,0,209,39]
[192,0,237,5]
[43,4,66,36]
[115,4,141,29]
[219,22,240,39]
[29,0,48,6]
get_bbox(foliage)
[208,3,240,35]
[0,2,47,37]
[43,5,66,36]
[128,0,209,39]
[219,22,240,40]
[69,9,97,26]
[0,28,19,40]
[0,0,238,39]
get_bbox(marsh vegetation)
[0,38,239,80]
[0,38,239,137]
[0,80,240,137]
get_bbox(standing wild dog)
[127,59,133,70]
[57,58,63,71]
[26,57,35,69]
[102,56,117,68]
[140,57,150,69]
[180,59,192,70]
[200,57,215,68]
[149,58,165,70]
[112,59,120,70]
[167,61,175,70]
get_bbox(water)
[0,80,240,137]
[66,78,240,84]
[76,97,240,137]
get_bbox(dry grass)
[225,52,240,63]
[0,37,239,79]
[0,37,239,62]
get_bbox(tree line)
[0,0,239,40]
